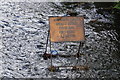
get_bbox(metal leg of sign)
[43,30,50,60]
[75,42,82,66]
[75,42,89,71]
[49,36,54,72]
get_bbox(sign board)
[49,16,85,42]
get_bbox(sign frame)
[49,16,85,42]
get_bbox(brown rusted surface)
[49,16,85,42]
[42,53,84,60]
[48,66,58,72]
[48,66,89,71]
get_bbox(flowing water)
[0,2,120,79]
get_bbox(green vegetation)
[114,2,120,9]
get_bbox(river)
[0,2,120,79]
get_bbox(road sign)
[49,16,85,42]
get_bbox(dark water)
[0,2,120,78]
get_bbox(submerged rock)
[36,45,44,49]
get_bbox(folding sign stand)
[43,16,89,72]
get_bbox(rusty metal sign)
[49,16,85,42]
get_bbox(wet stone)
[22,64,30,69]
[38,20,46,24]
[36,45,44,49]
[59,48,67,51]
[19,44,22,47]
[34,67,38,71]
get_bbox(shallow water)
[0,2,120,78]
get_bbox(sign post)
[43,16,88,71]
